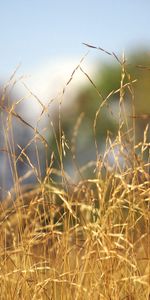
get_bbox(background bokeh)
[0,1,150,195]
[0,1,150,77]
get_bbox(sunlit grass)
[0,50,149,299]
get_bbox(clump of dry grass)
[0,49,150,300]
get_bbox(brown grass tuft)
[0,49,149,299]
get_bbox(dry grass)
[0,49,150,299]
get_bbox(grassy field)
[0,52,149,299]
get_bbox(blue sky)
[0,0,150,78]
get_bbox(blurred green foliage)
[50,49,150,173]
